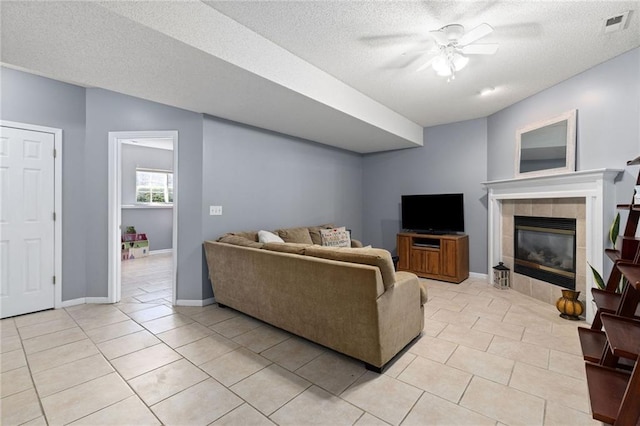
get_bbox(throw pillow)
[275,227,314,245]
[258,230,285,243]
[320,226,351,248]
[308,223,336,245]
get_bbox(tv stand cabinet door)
[441,236,469,282]
[411,249,440,275]
[397,235,411,271]
[441,239,458,278]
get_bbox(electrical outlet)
[209,205,223,216]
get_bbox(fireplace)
[514,216,577,290]
[484,169,622,323]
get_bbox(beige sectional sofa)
[203,225,427,371]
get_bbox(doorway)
[0,121,62,318]
[107,131,178,305]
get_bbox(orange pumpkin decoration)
[556,289,584,320]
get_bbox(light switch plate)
[209,205,223,216]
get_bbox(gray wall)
[362,118,488,273]
[2,47,637,301]
[488,48,640,202]
[362,48,639,276]
[201,114,363,241]
[85,88,204,301]
[121,208,173,251]
[1,68,364,302]
[201,116,364,299]
[1,67,88,300]
[121,144,173,251]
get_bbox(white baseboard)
[85,297,111,304]
[176,297,215,307]
[63,296,214,308]
[60,298,87,308]
[150,249,173,255]
[60,297,110,307]
[469,272,489,281]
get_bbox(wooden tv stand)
[397,232,469,283]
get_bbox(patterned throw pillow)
[308,223,336,245]
[320,226,351,247]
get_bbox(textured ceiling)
[207,0,640,126]
[1,1,639,153]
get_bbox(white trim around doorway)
[108,130,178,306]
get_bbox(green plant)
[125,226,137,235]
[609,212,620,247]
[588,263,606,290]
[589,212,622,292]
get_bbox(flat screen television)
[401,193,465,234]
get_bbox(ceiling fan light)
[432,56,451,75]
[452,53,469,71]
[431,52,467,77]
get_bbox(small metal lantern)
[493,262,510,290]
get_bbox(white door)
[0,126,55,318]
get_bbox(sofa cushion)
[320,226,351,248]
[218,234,264,249]
[263,242,310,255]
[308,223,335,245]
[258,230,285,243]
[232,231,259,242]
[276,227,314,245]
[305,246,396,289]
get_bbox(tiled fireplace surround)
[484,169,622,324]
[501,198,586,306]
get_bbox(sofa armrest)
[396,271,427,304]
[376,271,424,366]
[351,239,363,248]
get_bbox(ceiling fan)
[417,23,498,81]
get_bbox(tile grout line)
[14,320,47,425]
[70,306,173,425]
[111,304,285,423]
[4,273,595,426]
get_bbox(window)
[136,169,173,204]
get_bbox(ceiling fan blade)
[401,46,437,56]
[459,23,493,46]
[460,43,499,55]
[429,29,449,46]
[359,32,422,47]
[416,56,438,72]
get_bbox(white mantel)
[483,169,622,323]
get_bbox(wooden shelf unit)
[601,313,640,360]
[581,266,640,425]
[396,232,469,283]
[585,364,633,425]
[577,328,607,363]
[578,156,640,425]
[618,263,640,289]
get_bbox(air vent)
[603,11,630,33]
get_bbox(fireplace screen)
[514,216,576,290]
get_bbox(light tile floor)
[1,255,599,425]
